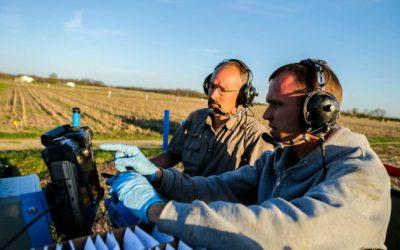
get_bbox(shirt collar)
[204,107,246,131]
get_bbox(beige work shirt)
[165,108,273,177]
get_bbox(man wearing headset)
[102,59,391,249]
[103,59,272,177]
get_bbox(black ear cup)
[302,90,340,133]
[237,83,258,107]
[299,58,341,134]
[203,59,258,108]
[203,73,213,95]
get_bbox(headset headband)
[299,59,332,91]
[214,59,253,86]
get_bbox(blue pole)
[162,110,170,152]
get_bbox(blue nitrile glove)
[107,171,164,224]
[100,143,158,182]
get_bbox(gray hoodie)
[156,127,391,249]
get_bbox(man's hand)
[100,143,159,182]
[107,171,165,224]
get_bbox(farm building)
[15,75,34,83]
[66,82,76,88]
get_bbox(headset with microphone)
[203,59,258,108]
[262,58,341,148]
[262,58,341,176]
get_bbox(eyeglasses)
[205,82,241,96]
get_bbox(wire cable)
[94,201,110,223]
[242,108,249,165]
[0,203,59,250]
[319,137,327,177]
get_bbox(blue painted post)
[162,110,170,152]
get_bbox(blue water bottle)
[72,107,81,127]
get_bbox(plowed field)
[1,80,399,166]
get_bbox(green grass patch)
[0,147,162,179]
[0,81,8,93]
[0,130,163,140]
[95,131,162,140]
[0,131,43,139]
[0,149,47,178]
[368,136,400,144]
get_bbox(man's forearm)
[150,152,180,169]
[147,202,166,223]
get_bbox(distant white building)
[66,82,76,88]
[16,75,34,83]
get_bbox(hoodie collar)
[272,127,361,178]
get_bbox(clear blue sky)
[0,0,399,117]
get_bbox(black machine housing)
[41,125,104,239]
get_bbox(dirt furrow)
[26,88,54,117]
[1,87,14,120]
[4,87,22,128]
[25,88,53,118]
[11,87,17,114]
[20,86,44,127]
[34,89,71,122]
[41,89,115,126]
[53,89,122,117]
[52,87,134,116]
[39,89,108,132]
[17,86,26,126]
[28,88,66,124]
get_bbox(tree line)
[342,108,400,122]
[0,72,106,87]
[0,72,206,98]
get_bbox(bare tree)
[369,108,387,118]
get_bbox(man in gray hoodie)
[105,59,391,249]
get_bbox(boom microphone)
[262,132,310,149]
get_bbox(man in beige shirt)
[103,59,272,177]
[149,59,272,176]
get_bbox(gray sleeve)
[157,148,391,249]
[157,156,265,204]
